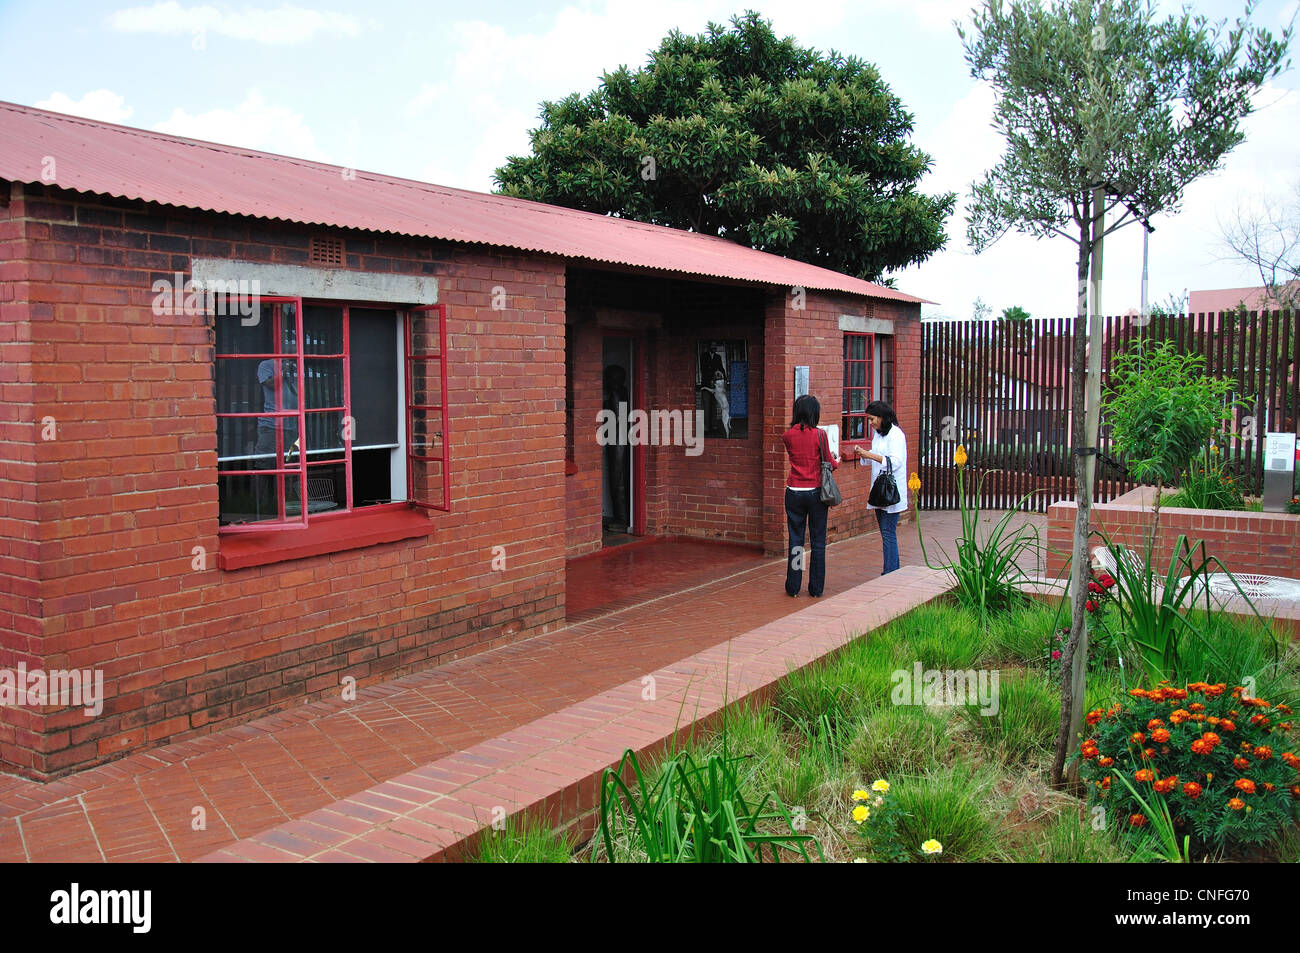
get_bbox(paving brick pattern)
[198,564,951,862]
[0,510,1020,862]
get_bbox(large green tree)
[495,11,955,281]
[959,0,1289,788]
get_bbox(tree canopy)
[494,11,955,282]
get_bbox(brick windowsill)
[219,506,434,570]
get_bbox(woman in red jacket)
[782,394,837,597]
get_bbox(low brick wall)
[1046,487,1300,579]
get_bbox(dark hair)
[790,394,821,429]
[866,400,898,435]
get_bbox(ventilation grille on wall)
[310,236,344,266]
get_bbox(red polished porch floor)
[0,509,1042,862]
[565,538,766,622]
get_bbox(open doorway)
[602,337,635,546]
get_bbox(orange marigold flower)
[1152,728,1171,743]
[1183,782,1203,799]
[1234,778,1256,794]
[1129,813,1147,827]
[1189,703,1206,713]
[1279,704,1293,715]
[1233,757,1251,770]
[1153,777,1177,794]
[1264,782,1276,792]
[1170,709,1191,725]
[1282,752,1300,768]
[1100,776,1112,789]
[1228,797,1246,810]
[1164,688,1188,700]
[1086,710,1103,726]
[1250,714,1270,727]
[1205,684,1227,697]
[1220,720,1236,732]
[1191,740,1211,755]
[1242,696,1271,709]
[1202,732,1222,748]
[1143,748,1157,759]
[1207,716,1222,726]
[1254,746,1273,760]
[1131,732,1146,745]
[1292,785,1300,798]
[1147,718,1165,729]
[1098,757,1114,767]
[1187,681,1210,693]
[1192,713,1206,722]
[1135,769,1155,782]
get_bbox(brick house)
[0,101,926,778]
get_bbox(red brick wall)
[0,184,42,768]
[1047,490,1300,579]
[565,316,602,556]
[761,289,922,557]
[1,182,567,778]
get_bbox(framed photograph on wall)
[696,340,748,439]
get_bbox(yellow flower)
[852,789,870,802]
[954,445,967,468]
[852,805,870,824]
[907,473,921,493]
[872,779,890,793]
[921,839,943,855]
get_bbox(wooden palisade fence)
[918,310,1299,512]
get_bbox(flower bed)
[1046,487,1300,581]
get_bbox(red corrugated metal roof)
[0,100,926,303]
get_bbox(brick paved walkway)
[0,509,1041,862]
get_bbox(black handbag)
[818,431,842,507]
[868,454,901,508]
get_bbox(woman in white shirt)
[854,400,908,575]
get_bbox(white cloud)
[108,2,363,44]
[153,89,326,160]
[35,89,134,124]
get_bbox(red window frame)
[842,331,875,443]
[216,296,309,532]
[406,304,450,511]
[216,299,449,536]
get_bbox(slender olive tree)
[958,0,1290,788]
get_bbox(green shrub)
[1033,807,1129,863]
[962,673,1059,765]
[1078,682,1300,856]
[888,761,1004,862]
[847,705,952,779]
[471,814,573,863]
[597,746,822,863]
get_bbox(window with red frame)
[214,298,447,530]
[842,332,875,441]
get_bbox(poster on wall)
[696,340,748,439]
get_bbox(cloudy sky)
[1,0,1297,318]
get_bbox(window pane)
[850,388,866,413]
[304,409,346,458]
[218,472,300,526]
[350,309,399,448]
[304,305,343,355]
[304,358,344,410]
[852,363,866,388]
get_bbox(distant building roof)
[1189,282,1300,314]
[0,100,926,304]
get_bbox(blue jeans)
[876,509,901,575]
[785,489,828,596]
